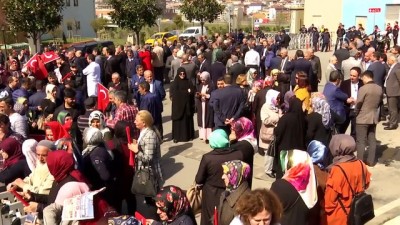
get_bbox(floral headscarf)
[307,140,328,169]
[155,185,191,222]
[45,84,56,102]
[311,94,332,129]
[264,76,275,87]
[232,117,258,153]
[222,160,251,192]
[280,150,317,209]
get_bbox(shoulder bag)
[186,182,202,215]
[336,160,374,225]
[131,160,158,197]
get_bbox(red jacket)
[139,50,153,71]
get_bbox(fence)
[263,32,335,50]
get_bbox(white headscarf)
[265,89,280,111]
[45,84,56,102]
[22,139,38,172]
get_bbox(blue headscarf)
[307,140,328,169]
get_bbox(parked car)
[67,41,114,54]
[145,32,178,46]
[179,26,207,41]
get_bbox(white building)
[62,0,96,38]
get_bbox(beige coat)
[258,103,280,149]
[355,82,383,124]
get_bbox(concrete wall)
[304,0,343,33]
[62,0,96,38]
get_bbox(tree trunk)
[200,21,205,35]
[135,30,140,45]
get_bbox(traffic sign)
[369,8,381,13]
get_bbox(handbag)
[266,136,276,157]
[131,162,158,197]
[336,160,375,225]
[186,183,202,215]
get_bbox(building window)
[66,0,70,6]
[75,21,81,30]
[74,0,78,6]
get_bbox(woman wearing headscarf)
[0,137,30,185]
[170,67,195,143]
[307,140,329,225]
[274,97,306,178]
[218,160,251,225]
[147,185,196,225]
[107,120,136,214]
[282,91,294,114]
[195,129,243,225]
[88,110,112,141]
[196,71,214,143]
[245,68,258,87]
[306,94,333,146]
[45,121,83,170]
[229,117,257,188]
[81,127,116,209]
[57,110,83,149]
[324,134,371,225]
[40,84,58,118]
[22,139,38,172]
[23,150,87,219]
[270,150,318,225]
[259,89,281,178]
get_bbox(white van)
[179,26,208,41]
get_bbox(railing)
[263,32,335,50]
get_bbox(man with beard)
[7,140,56,194]
[53,88,83,121]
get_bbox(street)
[158,51,400,225]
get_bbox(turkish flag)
[25,54,48,80]
[97,83,109,111]
[41,51,60,64]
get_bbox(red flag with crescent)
[97,83,109,111]
[25,54,48,80]
[41,51,60,64]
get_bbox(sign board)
[369,8,381,13]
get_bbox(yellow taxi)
[145,32,178,46]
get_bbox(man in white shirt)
[83,54,101,96]
[0,97,27,138]
[244,45,260,73]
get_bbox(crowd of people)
[0,22,395,224]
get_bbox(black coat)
[195,148,244,225]
[368,61,386,87]
[252,88,269,138]
[0,159,30,185]
[228,63,246,84]
[289,58,313,86]
[306,112,332,147]
[271,179,310,225]
[104,56,123,85]
[210,62,226,86]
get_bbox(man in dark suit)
[368,52,386,87]
[269,53,282,70]
[289,50,313,89]
[198,53,211,73]
[143,70,166,111]
[103,47,122,86]
[138,81,163,136]
[333,42,350,70]
[209,75,245,133]
[28,80,46,112]
[227,54,246,84]
[323,70,354,132]
[355,70,383,166]
[307,48,322,92]
[383,55,400,130]
[108,72,129,94]
[210,53,226,86]
[115,45,127,80]
[339,66,363,137]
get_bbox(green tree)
[108,0,162,44]
[173,14,184,30]
[3,0,64,53]
[180,0,225,35]
[91,17,108,37]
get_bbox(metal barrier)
[263,32,335,50]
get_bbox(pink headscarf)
[55,181,90,205]
[232,117,255,141]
